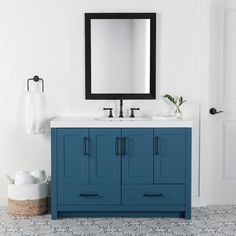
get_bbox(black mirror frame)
[85,12,156,100]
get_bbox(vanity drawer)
[122,185,185,206]
[58,185,120,205]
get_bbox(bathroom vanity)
[51,118,192,219]
[51,13,191,219]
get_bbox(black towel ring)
[27,75,44,92]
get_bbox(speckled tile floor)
[0,206,236,235]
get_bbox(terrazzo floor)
[0,206,236,236]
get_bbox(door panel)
[154,128,186,183]
[122,128,153,184]
[90,129,121,184]
[57,129,89,184]
[222,122,236,179]
[208,0,236,203]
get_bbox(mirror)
[85,13,156,99]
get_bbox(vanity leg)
[185,128,192,220]
[51,128,58,220]
[185,209,191,219]
[51,209,58,219]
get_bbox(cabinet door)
[154,128,186,183]
[90,129,121,184]
[57,129,89,184]
[122,129,153,184]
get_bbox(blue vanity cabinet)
[90,129,121,184]
[51,126,192,219]
[154,128,186,184]
[57,128,89,184]
[122,128,153,184]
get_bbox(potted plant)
[163,94,186,119]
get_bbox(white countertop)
[50,117,192,128]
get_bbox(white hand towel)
[25,91,47,134]
[15,170,35,185]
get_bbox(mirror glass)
[91,19,150,94]
[85,13,156,99]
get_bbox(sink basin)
[151,116,178,120]
[95,117,150,121]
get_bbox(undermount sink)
[151,116,178,120]
[94,117,150,121]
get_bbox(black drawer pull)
[143,193,163,197]
[79,193,99,197]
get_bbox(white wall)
[0,0,202,206]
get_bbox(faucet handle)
[103,108,113,118]
[130,108,140,118]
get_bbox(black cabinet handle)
[115,137,122,156]
[87,138,90,156]
[143,193,163,197]
[83,137,89,156]
[122,138,126,155]
[155,137,160,155]
[79,193,99,197]
[83,137,86,155]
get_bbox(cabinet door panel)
[154,128,186,183]
[122,129,153,184]
[57,129,89,184]
[90,129,121,184]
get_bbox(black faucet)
[119,97,124,118]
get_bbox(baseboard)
[192,196,207,207]
[0,196,7,207]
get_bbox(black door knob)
[209,108,224,115]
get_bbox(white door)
[208,0,236,204]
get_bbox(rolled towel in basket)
[25,91,47,134]
[14,171,35,185]
[31,170,47,184]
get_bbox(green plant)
[163,94,186,113]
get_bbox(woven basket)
[7,182,48,217]
[8,197,48,217]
